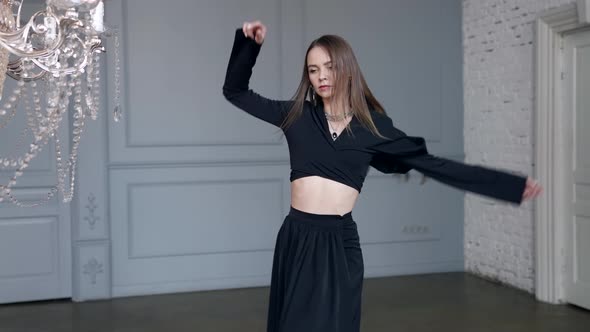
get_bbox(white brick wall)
[462,0,574,293]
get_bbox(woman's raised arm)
[222,21,292,128]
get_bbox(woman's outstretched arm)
[396,153,529,204]
[368,112,542,204]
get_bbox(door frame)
[534,0,590,304]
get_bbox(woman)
[222,20,542,332]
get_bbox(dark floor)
[1,272,589,332]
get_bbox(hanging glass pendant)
[332,132,337,140]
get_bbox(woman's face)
[307,46,334,101]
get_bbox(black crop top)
[222,29,527,204]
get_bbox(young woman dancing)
[222,20,542,332]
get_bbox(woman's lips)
[319,85,331,90]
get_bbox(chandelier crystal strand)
[0,72,34,170]
[84,51,99,119]
[0,90,25,164]
[82,11,100,120]
[92,53,100,118]
[0,128,55,206]
[54,73,73,201]
[0,82,24,128]
[113,29,121,122]
[2,82,30,161]
[30,77,45,143]
[0,80,24,170]
[84,50,94,117]
[1,74,60,207]
[56,72,86,202]
[11,82,33,158]
[11,36,75,207]
[5,69,68,207]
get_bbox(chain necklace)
[324,111,353,122]
[325,113,352,140]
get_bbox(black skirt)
[267,207,364,332]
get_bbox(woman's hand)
[522,177,543,202]
[242,20,267,45]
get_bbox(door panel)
[564,28,590,310]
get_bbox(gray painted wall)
[0,0,464,301]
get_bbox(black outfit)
[269,207,364,332]
[223,28,526,332]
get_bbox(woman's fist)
[242,20,267,45]
[522,177,543,202]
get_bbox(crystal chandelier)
[0,0,120,207]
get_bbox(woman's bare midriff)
[290,176,359,216]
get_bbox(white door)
[0,209,72,304]
[0,157,72,303]
[564,28,590,310]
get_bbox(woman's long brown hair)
[281,34,386,138]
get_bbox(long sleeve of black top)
[369,111,527,205]
[222,28,291,127]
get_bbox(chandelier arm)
[15,0,24,29]
[0,15,79,58]
[0,9,39,38]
